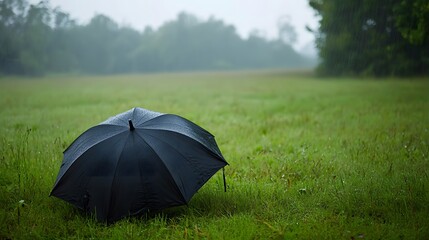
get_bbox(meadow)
[0,71,428,239]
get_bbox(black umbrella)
[51,107,228,223]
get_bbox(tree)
[393,0,429,46]
[0,0,27,74]
[20,1,52,75]
[0,0,314,76]
[277,16,298,46]
[309,0,429,77]
[48,8,78,72]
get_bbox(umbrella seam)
[142,122,212,137]
[132,107,137,124]
[101,115,129,126]
[134,145,150,214]
[137,130,226,201]
[134,131,188,204]
[106,132,131,222]
[140,114,213,136]
[52,129,128,192]
[135,113,166,126]
[134,107,163,126]
[142,130,228,199]
[141,130,198,199]
[98,123,128,127]
[141,128,226,163]
[62,125,126,153]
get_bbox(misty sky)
[32,0,319,53]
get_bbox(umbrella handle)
[223,167,227,192]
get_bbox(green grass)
[1,71,428,239]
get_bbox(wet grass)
[1,71,428,239]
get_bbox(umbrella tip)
[128,119,135,131]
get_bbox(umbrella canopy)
[51,107,228,223]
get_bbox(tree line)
[0,0,314,76]
[309,0,428,77]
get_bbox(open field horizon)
[1,71,428,239]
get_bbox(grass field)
[1,71,428,239]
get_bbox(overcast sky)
[32,0,319,53]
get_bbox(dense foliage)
[309,0,429,77]
[0,0,313,76]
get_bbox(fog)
[30,0,318,54]
[1,0,319,76]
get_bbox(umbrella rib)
[98,123,125,127]
[106,132,131,221]
[137,130,226,201]
[142,114,214,136]
[136,114,165,126]
[52,129,128,192]
[132,107,138,124]
[143,122,213,137]
[139,130,200,172]
[139,130,203,165]
[139,130,202,189]
[65,129,127,159]
[63,125,126,153]
[134,131,188,204]
[133,107,151,126]
[141,128,226,162]
[103,116,129,126]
